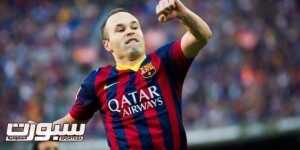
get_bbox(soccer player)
[54,0,212,149]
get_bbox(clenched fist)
[156,0,187,23]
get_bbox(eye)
[115,25,125,32]
[131,22,138,30]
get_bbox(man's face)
[104,12,145,60]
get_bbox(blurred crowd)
[0,0,299,139]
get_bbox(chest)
[95,61,169,119]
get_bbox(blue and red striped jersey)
[69,39,195,150]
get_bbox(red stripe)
[135,71,166,149]
[95,66,119,150]
[116,72,143,150]
[170,39,186,98]
[150,53,181,150]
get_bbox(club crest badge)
[140,63,157,79]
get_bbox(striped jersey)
[69,39,195,150]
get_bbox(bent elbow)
[196,29,212,44]
[205,29,213,41]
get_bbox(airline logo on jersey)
[107,85,163,117]
[140,62,157,79]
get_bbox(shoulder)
[83,68,100,84]
[82,65,111,84]
[78,66,112,96]
[155,40,177,53]
[82,65,117,89]
[152,39,181,58]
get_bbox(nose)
[126,32,135,37]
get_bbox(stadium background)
[0,0,299,149]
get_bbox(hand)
[156,0,187,23]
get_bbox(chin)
[125,44,142,53]
[128,47,144,60]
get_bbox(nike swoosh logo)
[104,82,119,90]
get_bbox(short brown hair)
[100,8,130,41]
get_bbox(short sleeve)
[155,38,195,83]
[69,70,99,121]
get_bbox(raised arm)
[156,0,212,58]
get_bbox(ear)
[103,40,113,53]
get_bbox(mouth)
[125,38,139,44]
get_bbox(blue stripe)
[142,56,174,150]
[157,54,188,149]
[107,68,129,149]
[127,72,153,150]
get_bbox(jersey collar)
[116,55,146,72]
